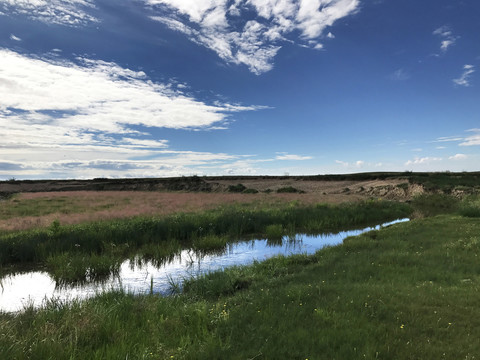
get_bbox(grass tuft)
[458,196,480,218]
[265,224,283,240]
[411,193,459,217]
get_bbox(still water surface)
[0,219,408,312]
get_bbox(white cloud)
[148,0,359,74]
[460,129,480,146]
[0,152,248,179]
[0,49,266,178]
[0,49,263,130]
[440,40,454,52]
[390,68,410,81]
[432,129,480,148]
[0,0,97,26]
[448,154,467,160]
[275,153,313,161]
[9,34,21,41]
[335,160,365,168]
[433,26,452,38]
[434,136,464,143]
[453,64,475,87]
[433,25,457,53]
[405,157,442,166]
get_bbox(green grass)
[46,252,122,284]
[411,193,460,217]
[459,196,480,218]
[0,195,130,219]
[264,224,284,240]
[0,196,83,218]
[2,214,480,359]
[0,200,412,272]
[193,235,229,252]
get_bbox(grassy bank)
[0,199,410,281]
[1,211,479,359]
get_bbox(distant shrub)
[228,183,247,193]
[243,188,259,194]
[408,172,480,194]
[276,186,304,194]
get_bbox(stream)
[0,218,409,312]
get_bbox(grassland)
[1,206,480,359]
[0,199,411,282]
[1,173,479,359]
[0,190,381,233]
[2,171,478,233]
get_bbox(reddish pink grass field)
[1,191,359,232]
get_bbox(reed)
[0,200,412,269]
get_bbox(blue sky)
[0,0,479,179]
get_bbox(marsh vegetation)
[1,173,479,359]
[0,199,410,282]
[1,199,480,358]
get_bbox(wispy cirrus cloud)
[460,129,480,146]
[147,0,359,74]
[275,153,313,161]
[389,68,410,81]
[0,49,263,131]
[335,160,366,168]
[433,25,457,53]
[0,49,266,178]
[404,156,442,166]
[403,154,475,171]
[448,154,467,160]
[453,64,475,87]
[0,0,97,26]
[433,135,465,143]
[9,34,21,41]
[0,153,249,179]
[433,129,480,147]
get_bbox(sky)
[0,0,479,179]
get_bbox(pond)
[0,219,409,312]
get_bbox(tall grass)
[45,252,122,284]
[193,235,229,252]
[410,193,460,217]
[264,224,284,239]
[0,200,412,269]
[458,195,480,218]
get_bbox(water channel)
[0,218,409,312]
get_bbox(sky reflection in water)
[0,219,408,312]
